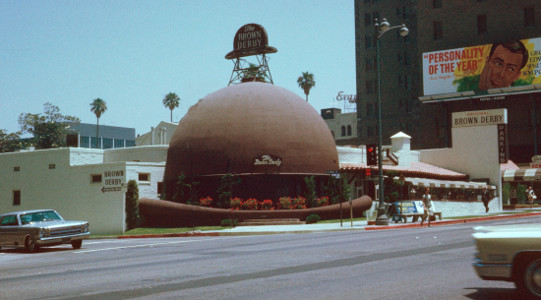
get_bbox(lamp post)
[374,18,409,226]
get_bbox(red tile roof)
[340,162,469,181]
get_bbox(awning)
[397,177,495,190]
[502,169,541,182]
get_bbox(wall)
[420,125,502,213]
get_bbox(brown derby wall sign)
[225,23,277,59]
[253,154,282,174]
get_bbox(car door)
[0,215,20,246]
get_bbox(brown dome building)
[163,82,339,203]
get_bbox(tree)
[125,180,141,230]
[242,63,267,82]
[163,92,180,122]
[297,71,316,102]
[90,98,107,148]
[303,176,317,208]
[18,102,80,149]
[0,129,22,153]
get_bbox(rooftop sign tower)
[225,23,277,85]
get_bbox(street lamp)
[374,18,409,226]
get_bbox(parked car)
[0,209,90,253]
[472,224,541,297]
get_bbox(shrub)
[306,214,321,224]
[220,219,238,227]
[125,180,140,230]
[315,196,330,207]
[230,197,242,210]
[260,199,274,210]
[242,198,258,210]
[199,196,213,207]
[292,196,307,209]
[278,196,292,209]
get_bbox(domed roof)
[164,82,338,180]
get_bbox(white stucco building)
[0,146,167,234]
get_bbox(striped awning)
[395,177,495,190]
[502,169,541,182]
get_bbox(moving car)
[472,224,541,297]
[0,209,90,253]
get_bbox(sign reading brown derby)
[253,154,282,174]
[225,23,277,59]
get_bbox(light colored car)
[0,209,90,253]
[472,224,541,297]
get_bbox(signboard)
[452,108,507,128]
[102,170,124,193]
[253,154,282,174]
[498,124,508,164]
[422,37,541,96]
[530,155,541,168]
[395,201,424,214]
[225,24,277,59]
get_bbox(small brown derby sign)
[253,154,282,174]
[226,23,277,59]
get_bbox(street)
[1,217,537,300]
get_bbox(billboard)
[422,37,541,96]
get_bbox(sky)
[0,0,356,137]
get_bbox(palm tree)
[297,72,316,102]
[163,92,180,122]
[90,98,107,148]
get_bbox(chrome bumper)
[473,259,512,281]
[36,232,90,245]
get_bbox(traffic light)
[366,144,377,165]
[365,168,372,177]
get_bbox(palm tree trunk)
[96,118,100,149]
[170,109,173,122]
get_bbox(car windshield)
[20,211,62,225]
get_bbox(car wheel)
[516,257,541,297]
[25,236,38,253]
[71,240,83,249]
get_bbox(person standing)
[482,187,491,213]
[527,186,536,208]
[421,188,433,227]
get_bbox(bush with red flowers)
[199,196,213,207]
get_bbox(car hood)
[25,220,87,228]
[473,223,541,233]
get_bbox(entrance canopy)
[502,169,541,182]
[398,177,495,190]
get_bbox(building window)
[433,21,443,40]
[366,103,373,117]
[157,182,163,195]
[91,174,102,183]
[14,166,20,172]
[433,0,442,8]
[103,138,113,149]
[80,136,90,148]
[366,80,373,94]
[477,15,487,34]
[49,164,56,169]
[13,190,21,206]
[365,57,373,72]
[347,125,352,136]
[364,13,372,26]
[138,173,150,182]
[341,126,346,136]
[404,52,411,65]
[365,35,373,48]
[525,7,535,27]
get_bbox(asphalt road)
[1,217,538,300]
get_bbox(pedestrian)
[527,186,537,208]
[482,187,491,213]
[421,188,433,226]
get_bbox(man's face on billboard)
[482,45,524,89]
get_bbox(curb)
[365,212,541,230]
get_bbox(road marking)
[73,238,223,254]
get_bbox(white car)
[0,209,90,253]
[472,223,541,297]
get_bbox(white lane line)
[73,238,223,254]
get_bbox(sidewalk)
[119,208,541,238]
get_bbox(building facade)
[66,122,136,149]
[321,108,358,145]
[355,0,541,159]
[0,146,167,234]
